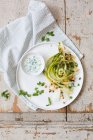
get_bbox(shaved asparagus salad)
[44,43,78,93]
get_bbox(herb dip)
[22,54,45,75]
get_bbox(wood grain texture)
[0,112,92,140]
[0,113,66,123]
[0,0,29,27]
[0,113,93,123]
[0,122,93,140]
[66,0,93,112]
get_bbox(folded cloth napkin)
[0,0,83,110]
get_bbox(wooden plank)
[42,0,66,32]
[0,122,93,139]
[0,113,92,139]
[0,113,93,124]
[67,113,93,122]
[66,0,93,112]
[0,113,66,124]
[0,0,29,27]
[0,0,66,113]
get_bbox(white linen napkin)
[0,0,83,110]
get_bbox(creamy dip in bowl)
[21,53,45,76]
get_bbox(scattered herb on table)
[46,97,52,106]
[37,81,45,86]
[1,90,10,99]
[41,31,55,42]
[46,31,55,36]
[19,90,31,97]
[42,37,50,42]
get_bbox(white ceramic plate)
[16,42,84,110]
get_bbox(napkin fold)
[0,0,83,110]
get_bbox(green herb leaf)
[46,31,55,36]
[45,38,50,42]
[46,97,52,106]
[27,94,32,97]
[37,81,41,85]
[77,83,80,86]
[41,31,55,42]
[68,85,72,89]
[1,90,10,99]
[63,101,65,104]
[79,77,81,80]
[34,87,38,91]
[19,90,31,97]
[39,90,44,94]
[41,36,46,41]
[69,96,73,99]
[33,93,39,96]
[37,81,45,86]
[33,87,44,96]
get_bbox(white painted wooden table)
[0,0,93,139]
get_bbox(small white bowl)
[21,53,45,76]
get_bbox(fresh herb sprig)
[79,77,81,80]
[19,88,44,97]
[46,31,55,36]
[69,96,73,99]
[33,87,44,96]
[77,83,80,86]
[46,97,52,106]
[1,90,10,99]
[41,31,55,42]
[37,81,45,86]
[19,90,31,97]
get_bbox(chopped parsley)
[63,101,65,104]
[41,36,50,42]
[33,93,39,96]
[39,90,44,94]
[1,90,10,99]
[68,85,72,89]
[45,38,50,42]
[69,96,73,99]
[19,87,44,97]
[37,81,45,86]
[79,77,81,80]
[77,83,80,86]
[33,87,44,96]
[41,31,55,42]
[34,87,38,90]
[19,81,46,98]
[46,31,55,36]
[19,90,31,97]
[46,97,52,106]
[41,36,46,41]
